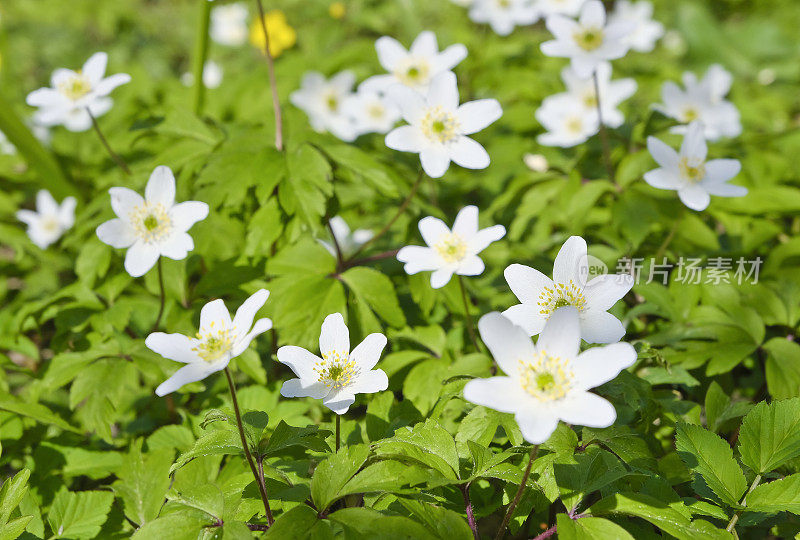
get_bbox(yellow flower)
[249,10,296,58]
[329,2,346,19]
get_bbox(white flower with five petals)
[385,72,502,178]
[468,0,539,36]
[96,166,209,277]
[16,190,76,249]
[397,205,506,289]
[146,290,272,396]
[504,236,633,343]
[342,86,401,136]
[464,308,636,444]
[645,121,746,211]
[535,96,598,147]
[361,31,467,94]
[320,216,374,258]
[278,313,388,415]
[290,71,358,142]
[608,0,663,53]
[25,52,131,132]
[540,0,634,78]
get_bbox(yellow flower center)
[434,233,467,263]
[497,0,511,7]
[574,27,604,51]
[325,93,339,112]
[538,280,587,315]
[566,116,584,135]
[129,203,172,244]
[41,216,60,233]
[396,59,430,86]
[582,90,598,108]
[367,103,386,119]
[421,106,461,144]
[518,352,574,401]
[314,350,359,390]
[58,74,92,101]
[679,157,706,183]
[682,107,699,122]
[192,324,233,363]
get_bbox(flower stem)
[494,446,538,540]
[348,169,425,260]
[726,474,762,533]
[224,367,275,525]
[151,258,166,333]
[458,276,481,352]
[335,414,341,452]
[191,0,212,116]
[87,109,130,175]
[592,71,614,183]
[461,483,479,540]
[327,219,344,271]
[254,0,284,151]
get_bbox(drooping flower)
[534,0,585,18]
[540,0,634,78]
[397,205,506,289]
[644,121,746,211]
[181,60,224,89]
[16,190,76,249]
[463,308,636,444]
[146,290,272,396]
[25,52,131,132]
[468,0,539,36]
[319,216,374,258]
[654,64,741,140]
[361,31,467,94]
[210,3,249,46]
[503,236,633,343]
[278,313,388,415]
[535,96,598,148]
[385,72,502,178]
[96,166,209,278]
[249,9,297,57]
[608,0,664,53]
[290,71,358,142]
[342,85,401,136]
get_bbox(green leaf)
[265,502,333,539]
[259,420,331,457]
[675,422,746,507]
[746,474,800,514]
[556,515,634,540]
[310,444,371,512]
[47,490,114,539]
[705,382,729,433]
[0,396,80,433]
[328,507,437,539]
[171,429,241,472]
[738,398,800,474]
[764,338,800,399]
[376,419,460,481]
[169,483,224,520]
[396,499,474,539]
[0,468,30,526]
[131,512,210,540]
[113,446,172,525]
[282,143,333,230]
[340,266,406,328]
[0,516,33,540]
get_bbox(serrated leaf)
[311,444,371,512]
[171,429,241,472]
[376,418,460,481]
[259,420,331,457]
[556,515,635,540]
[47,490,114,539]
[113,446,172,525]
[738,398,800,474]
[0,468,30,526]
[746,474,800,514]
[340,266,406,328]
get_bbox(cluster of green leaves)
[1,0,800,538]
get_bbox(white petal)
[420,147,451,178]
[386,85,427,125]
[385,125,426,153]
[584,274,633,312]
[469,225,505,253]
[63,108,94,132]
[515,411,559,444]
[505,263,554,305]
[109,187,144,220]
[580,310,626,344]
[95,73,131,96]
[536,306,581,359]
[124,241,160,277]
[418,216,449,246]
[350,333,387,371]
[82,52,108,84]
[544,15,579,41]
[452,206,478,238]
[703,159,741,184]
[320,312,350,357]
[145,332,199,364]
[96,218,136,249]
[26,88,66,108]
[646,136,679,169]
[449,137,490,170]
[58,197,77,228]
[375,36,408,71]
[478,312,535,377]
[359,74,396,94]
[463,377,525,414]
[677,184,711,211]
[643,168,680,190]
[433,44,468,72]
[350,369,388,395]
[457,255,485,276]
[170,201,209,232]
[280,378,329,400]
[146,166,176,208]
[552,236,588,287]
[502,304,547,337]
[199,298,232,331]
[397,246,441,274]
[704,182,747,198]
[277,346,321,380]
[680,121,707,162]
[427,72,459,111]
[159,232,194,260]
[430,267,454,289]
[323,389,356,415]
[571,342,636,390]
[16,210,39,227]
[232,318,272,357]
[330,71,356,93]
[456,100,503,135]
[410,31,437,56]
[156,363,217,397]
[232,289,270,338]
[35,190,58,215]
[555,391,616,428]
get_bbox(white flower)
[181,61,224,89]
[96,166,209,278]
[361,31,467,94]
[210,2,249,46]
[535,96,598,147]
[342,85,401,136]
[644,121,746,211]
[16,190,76,249]
[523,153,549,172]
[146,290,272,396]
[290,71,358,142]
[654,64,741,140]
[397,205,506,289]
[534,0,586,18]
[464,308,636,444]
[468,0,539,36]
[608,0,663,53]
[320,216,374,258]
[25,52,131,132]
[278,313,388,415]
[503,236,633,343]
[385,72,502,178]
[540,0,634,78]
[0,131,14,155]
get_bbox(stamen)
[537,280,588,315]
[574,27,604,51]
[57,74,92,101]
[395,59,430,86]
[314,349,359,390]
[128,203,172,244]
[192,325,233,363]
[518,352,574,401]
[420,106,461,144]
[434,232,467,263]
[679,157,706,183]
